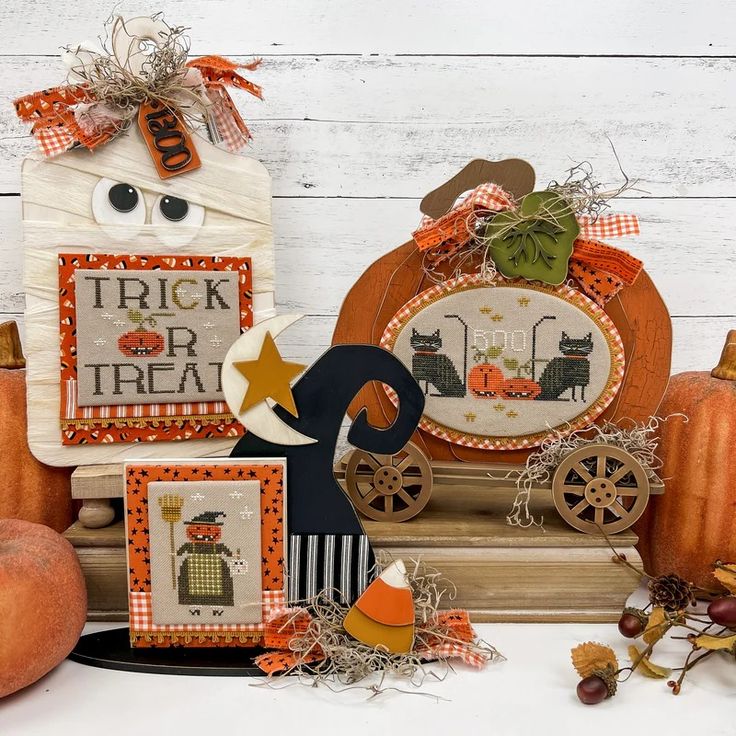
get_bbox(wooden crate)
[66,483,640,622]
[363,486,641,622]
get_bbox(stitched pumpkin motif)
[118,328,165,358]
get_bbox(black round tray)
[68,627,266,676]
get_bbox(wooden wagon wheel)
[344,441,433,522]
[551,444,650,535]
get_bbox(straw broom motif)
[158,494,184,588]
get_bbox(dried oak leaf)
[693,633,736,652]
[628,645,671,679]
[713,563,736,595]
[642,607,669,645]
[571,642,619,678]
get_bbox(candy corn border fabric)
[125,460,286,647]
[58,253,252,444]
[380,274,625,450]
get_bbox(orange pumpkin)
[118,328,165,357]
[0,519,87,697]
[636,330,736,592]
[467,363,506,398]
[502,377,542,400]
[0,322,73,533]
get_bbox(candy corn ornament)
[343,560,415,653]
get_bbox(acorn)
[707,597,736,629]
[576,675,609,705]
[618,607,648,638]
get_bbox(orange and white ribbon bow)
[253,606,492,675]
[412,183,643,306]
[413,182,515,261]
[13,16,262,158]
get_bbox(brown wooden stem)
[0,321,25,369]
[711,329,736,380]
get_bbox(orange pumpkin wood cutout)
[343,559,415,653]
[333,162,671,467]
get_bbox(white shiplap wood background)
[1,0,734,374]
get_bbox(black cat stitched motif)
[536,332,593,401]
[410,328,465,397]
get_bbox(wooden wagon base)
[337,443,664,534]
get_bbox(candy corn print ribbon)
[12,15,262,169]
[412,182,643,307]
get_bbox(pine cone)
[648,573,694,612]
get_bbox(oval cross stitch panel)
[380,275,625,450]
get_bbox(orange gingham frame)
[125,458,287,647]
[379,273,626,451]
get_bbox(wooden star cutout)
[234,332,305,417]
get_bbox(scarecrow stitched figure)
[176,511,235,614]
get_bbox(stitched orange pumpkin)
[467,363,506,398]
[636,330,736,592]
[0,322,73,533]
[502,377,542,400]
[118,328,165,357]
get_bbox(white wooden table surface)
[1,1,735,731]
[3,613,736,736]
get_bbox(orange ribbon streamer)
[412,183,643,306]
[14,55,262,158]
[412,182,516,264]
[253,606,489,675]
[14,85,117,156]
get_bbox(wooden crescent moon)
[222,314,317,446]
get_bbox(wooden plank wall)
[1,1,734,373]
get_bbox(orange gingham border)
[129,590,285,632]
[125,460,286,644]
[379,274,626,451]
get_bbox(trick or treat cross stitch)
[58,253,253,445]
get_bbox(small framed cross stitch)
[124,458,287,647]
[59,253,254,446]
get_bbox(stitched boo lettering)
[74,269,242,407]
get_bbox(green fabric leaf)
[484,191,579,285]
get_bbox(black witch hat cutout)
[221,315,425,605]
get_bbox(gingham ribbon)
[14,55,262,158]
[412,182,515,261]
[412,182,643,306]
[253,606,491,675]
[14,85,117,157]
[414,610,493,668]
[129,589,283,633]
[578,213,640,240]
[187,56,263,152]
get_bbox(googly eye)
[91,178,146,225]
[152,194,205,227]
